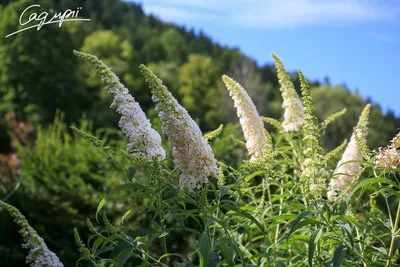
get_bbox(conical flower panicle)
[74,50,165,161]
[139,65,219,190]
[222,75,272,161]
[328,104,371,201]
[375,132,400,170]
[355,104,371,144]
[272,53,306,132]
[0,201,63,267]
[393,132,400,149]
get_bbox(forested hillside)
[0,0,398,151]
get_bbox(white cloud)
[136,0,400,29]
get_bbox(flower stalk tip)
[328,104,371,201]
[0,201,64,267]
[74,51,165,161]
[140,65,219,190]
[272,53,306,132]
[222,75,272,161]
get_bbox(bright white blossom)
[140,65,219,190]
[375,132,400,170]
[74,51,165,161]
[272,53,306,132]
[0,201,63,267]
[222,75,272,161]
[328,104,370,201]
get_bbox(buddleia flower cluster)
[327,104,371,201]
[140,65,219,190]
[272,53,306,132]
[298,70,328,195]
[375,132,400,170]
[222,75,272,161]
[74,51,165,161]
[0,201,63,267]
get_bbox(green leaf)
[288,211,314,238]
[245,171,264,182]
[209,251,219,267]
[158,231,169,238]
[94,246,114,256]
[308,229,322,267]
[126,228,156,240]
[236,209,265,236]
[329,215,360,226]
[219,186,230,199]
[373,246,388,256]
[199,232,211,267]
[333,245,347,267]
[218,241,233,266]
[121,209,132,225]
[395,240,400,255]
[109,183,148,195]
[96,198,107,223]
[127,166,136,182]
[295,219,324,230]
[92,238,105,254]
[348,178,395,199]
[159,253,191,264]
[338,222,353,248]
[266,214,297,222]
[275,261,287,267]
[220,203,265,235]
[116,247,134,266]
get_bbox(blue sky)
[133,0,400,115]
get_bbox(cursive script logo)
[6,5,90,38]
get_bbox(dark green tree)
[179,54,224,129]
[0,0,83,125]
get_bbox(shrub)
[0,113,125,266]
[1,52,400,267]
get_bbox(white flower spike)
[140,65,219,190]
[272,53,306,132]
[222,75,272,161]
[328,104,371,201]
[0,201,63,267]
[74,51,165,161]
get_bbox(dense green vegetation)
[0,0,398,150]
[0,0,399,266]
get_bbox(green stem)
[211,200,220,250]
[373,170,394,230]
[103,149,127,172]
[158,196,168,265]
[155,165,168,265]
[301,184,308,208]
[267,182,273,209]
[274,186,284,245]
[355,227,367,267]
[2,177,21,201]
[387,201,400,266]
